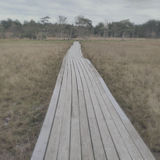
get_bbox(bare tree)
[40,16,50,39]
[40,16,50,24]
[75,16,92,37]
[104,19,109,37]
[58,16,67,38]
[58,16,67,24]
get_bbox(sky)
[0,0,160,25]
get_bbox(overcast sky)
[0,0,160,25]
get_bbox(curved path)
[31,41,155,160]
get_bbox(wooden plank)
[67,41,82,59]
[44,57,69,160]
[78,59,132,160]
[74,59,107,160]
[80,59,143,160]
[70,59,81,160]
[32,41,155,160]
[85,58,155,160]
[78,59,121,160]
[56,57,72,160]
[31,56,66,160]
[72,59,95,160]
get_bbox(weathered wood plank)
[78,59,132,160]
[72,59,95,160]
[56,57,72,160]
[85,58,155,160]
[32,41,155,160]
[80,59,143,160]
[79,59,121,160]
[74,59,107,160]
[44,57,69,160]
[31,57,66,160]
[70,59,81,160]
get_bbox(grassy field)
[81,39,160,159]
[1,39,160,159]
[0,40,72,160]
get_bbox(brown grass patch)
[0,40,72,160]
[81,39,160,159]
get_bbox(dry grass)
[81,39,160,159]
[0,40,72,160]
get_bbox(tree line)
[0,16,160,39]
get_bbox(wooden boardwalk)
[31,42,155,160]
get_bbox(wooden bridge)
[31,42,155,160]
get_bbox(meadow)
[0,39,160,160]
[0,40,71,160]
[81,39,160,159]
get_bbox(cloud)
[0,0,160,25]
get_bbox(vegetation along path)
[31,41,155,160]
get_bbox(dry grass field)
[0,40,71,160]
[82,39,160,159]
[1,39,160,160]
